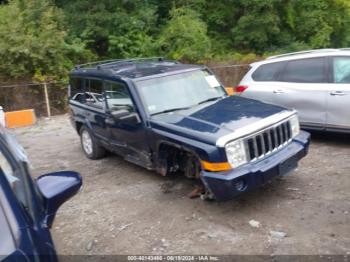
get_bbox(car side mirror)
[36,171,82,229]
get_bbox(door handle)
[105,118,115,125]
[330,91,346,96]
[273,89,285,94]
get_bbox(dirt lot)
[14,115,350,255]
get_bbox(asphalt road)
[14,115,350,255]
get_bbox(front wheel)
[80,126,106,159]
[184,156,214,200]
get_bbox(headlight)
[225,139,248,168]
[289,114,300,138]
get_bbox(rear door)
[243,57,328,128]
[275,57,328,128]
[68,77,86,125]
[84,78,110,140]
[70,77,110,142]
[326,56,350,130]
[241,61,287,104]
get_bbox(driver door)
[0,140,57,261]
[104,80,151,168]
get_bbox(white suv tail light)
[235,85,248,94]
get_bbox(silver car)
[238,48,350,132]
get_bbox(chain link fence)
[0,81,68,117]
[0,64,251,118]
[209,63,251,87]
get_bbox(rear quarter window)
[252,62,283,81]
[69,78,85,102]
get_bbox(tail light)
[235,85,248,93]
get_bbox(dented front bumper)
[200,131,310,201]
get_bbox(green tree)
[56,0,158,58]
[230,0,281,53]
[157,7,211,61]
[201,0,239,54]
[3,0,350,75]
[275,0,350,51]
[0,0,90,80]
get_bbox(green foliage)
[157,7,211,62]
[57,0,158,58]
[0,0,91,80]
[203,0,350,54]
[1,0,350,81]
[273,0,350,50]
[230,0,281,53]
[107,7,157,58]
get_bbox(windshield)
[136,70,226,115]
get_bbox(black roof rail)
[97,57,174,70]
[75,59,123,69]
[75,57,170,70]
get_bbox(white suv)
[238,49,350,132]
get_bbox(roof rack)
[75,57,167,69]
[75,59,123,69]
[267,48,339,60]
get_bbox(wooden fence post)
[43,82,51,118]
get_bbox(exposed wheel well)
[156,143,201,178]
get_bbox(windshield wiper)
[151,106,191,116]
[197,96,222,105]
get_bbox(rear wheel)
[80,126,106,159]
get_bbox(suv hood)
[150,96,290,145]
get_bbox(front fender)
[152,128,226,163]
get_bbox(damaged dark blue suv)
[68,58,310,201]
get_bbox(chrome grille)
[245,120,292,161]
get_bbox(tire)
[184,155,215,200]
[184,155,201,179]
[79,126,106,159]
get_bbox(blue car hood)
[150,96,289,145]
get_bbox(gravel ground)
[13,115,350,255]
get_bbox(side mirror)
[36,171,82,228]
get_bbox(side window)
[104,81,134,112]
[0,149,27,211]
[252,62,283,81]
[333,57,350,83]
[86,79,105,108]
[69,78,85,103]
[280,58,325,83]
[0,203,16,257]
